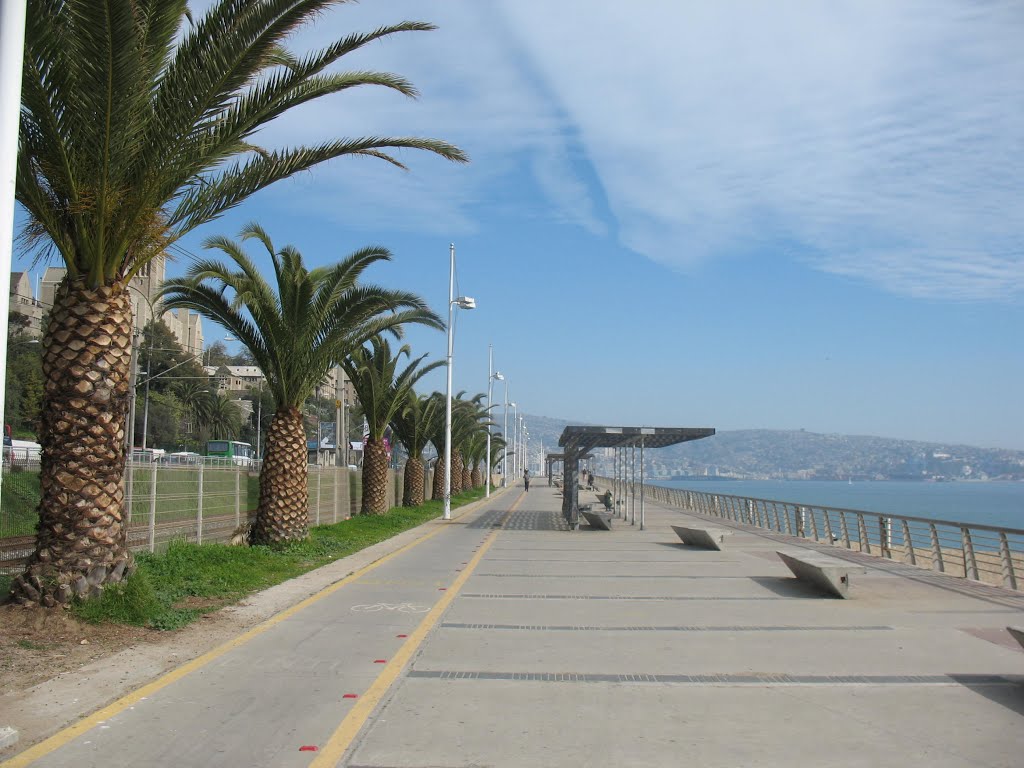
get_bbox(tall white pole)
[501,385,508,487]
[443,243,456,519]
[485,344,493,498]
[510,402,518,482]
[0,1,27,482]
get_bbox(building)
[11,257,203,354]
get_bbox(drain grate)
[440,623,893,632]
[408,670,1021,686]
[460,593,787,601]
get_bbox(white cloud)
[496,0,1024,300]
[196,0,1024,301]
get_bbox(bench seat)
[1008,626,1024,650]
[580,506,612,531]
[671,525,731,550]
[776,550,868,599]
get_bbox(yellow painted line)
[0,495,501,768]
[308,493,524,767]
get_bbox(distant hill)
[522,417,1024,481]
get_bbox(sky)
[14,0,1024,450]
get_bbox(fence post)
[998,532,1017,591]
[809,508,819,541]
[901,520,916,565]
[126,460,133,524]
[929,523,944,572]
[823,509,833,544]
[333,466,339,523]
[961,527,978,580]
[315,468,321,526]
[148,464,157,553]
[234,465,241,531]
[879,516,891,558]
[196,462,204,544]
[857,513,870,554]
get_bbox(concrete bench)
[776,550,868,599]
[1008,626,1024,650]
[579,505,612,531]
[671,525,731,551]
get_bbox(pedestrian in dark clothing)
[523,468,530,491]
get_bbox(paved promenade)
[4,484,1024,767]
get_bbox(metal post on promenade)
[639,435,646,530]
[630,444,636,525]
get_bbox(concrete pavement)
[4,482,1023,767]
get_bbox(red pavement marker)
[299,745,318,751]
[343,694,358,699]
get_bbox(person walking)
[523,468,530,492]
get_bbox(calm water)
[650,479,1024,531]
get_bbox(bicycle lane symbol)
[350,603,431,614]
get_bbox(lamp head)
[454,296,476,309]
[493,371,504,381]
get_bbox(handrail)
[595,476,1023,592]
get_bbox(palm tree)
[390,392,443,507]
[452,394,487,492]
[197,392,244,441]
[342,338,442,514]
[464,432,487,488]
[160,225,442,543]
[426,392,484,500]
[12,0,465,605]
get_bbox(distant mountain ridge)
[523,417,1024,481]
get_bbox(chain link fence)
[1,462,411,573]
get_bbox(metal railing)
[597,478,1024,592]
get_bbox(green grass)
[71,486,487,631]
[0,470,42,536]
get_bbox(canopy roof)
[558,426,715,453]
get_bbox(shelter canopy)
[557,425,715,529]
[559,426,715,452]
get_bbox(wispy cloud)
[231,1,1023,300]
[496,0,1024,300]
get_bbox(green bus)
[206,440,254,467]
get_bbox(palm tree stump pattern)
[11,281,135,605]
[403,456,425,506]
[252,408,309,544]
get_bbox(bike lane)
[4,490,521,768]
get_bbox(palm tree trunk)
[431,455,445,500]
[471,462,482,489]
[252,407,309,544]
[451,450,464,494]
[462,465,472,491]
[11,280,134,606]
[361,437,390,514]
[403,456,424,506]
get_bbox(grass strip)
[70,488,487,630]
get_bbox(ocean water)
[649,479,1024,532]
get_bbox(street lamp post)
[486,345,504,498]
[499,377,509,487]
[509,401,518,482]
[443,243,475,520]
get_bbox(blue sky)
[15,1,1024,449]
